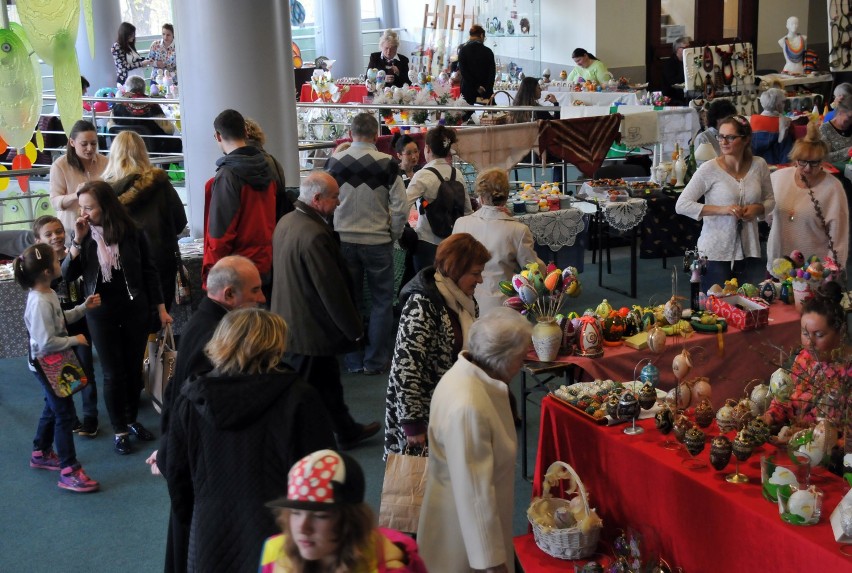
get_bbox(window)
[120,0,174,37]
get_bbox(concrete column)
[318,0,362,78]
[75,0,122,90]
[380,0,399,29]
[173,0,300,238]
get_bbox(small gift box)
[707,295,769,331]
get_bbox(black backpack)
[421,167,465,238]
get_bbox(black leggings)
[86,294,151,434]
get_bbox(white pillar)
[319,0,362,78]
[75,0,122,90]
[173,0,301,238]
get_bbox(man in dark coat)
[150,255,266,573]
[662,36,691,106]
[271,171,380,450]
[457,24,496,111]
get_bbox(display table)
[638,189,702,261]
[523,301,802,410]
[758,72,833,89]
[502,89,641,109]
[530,395,850,572]
[299,83,369,103]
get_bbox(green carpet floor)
[0,245,688,572]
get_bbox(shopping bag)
[378,447,429,533]
[143,323,177,414]
[34,347,88,398]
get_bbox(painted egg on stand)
[716,398,738,432]
[710,435,733,470]
[638,382,658,410]
[663,296,683,324]
[673,414,693,443]
[732,430,754,462]
[655,405,675,434]
[747,417,771,447]
[685,427,707,457]
[617,391,640,420]
[605,392,620,419]
[693,398,715,428]
[640,362,660,387]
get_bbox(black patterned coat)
[384,268,461,457]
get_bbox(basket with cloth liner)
[527,461,602,559]
[478,90,511,125]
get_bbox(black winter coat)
[162,368,335,573]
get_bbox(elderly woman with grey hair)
[417,308,532,573]
[820,87,852,163]
[823,82,852,123]
[109,75,180,153]
[750,87,792,165]
[366,29,410,88]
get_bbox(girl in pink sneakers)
[15,244,101,493]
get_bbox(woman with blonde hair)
[162,308,335,573]
[453,168,543,316]
[767,121,849,271]
[367,29,410,88]
[104,130,187,313]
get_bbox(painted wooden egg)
[655,405,675,434]
[716,399,737,432]
[672,348,692,381]
[617,391,640,420]
[640,363,660,387]
[638,383,658,409]
[694,398,715,428]
[769,368,793,402]
[750,383,771,416]
[710,435,733,470]
[685,427,707,456]
[647,325,667,354]
[663,297,682,325]
[673,414,693,443]
[732,430,754,462]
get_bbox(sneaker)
[77,418,99,438]
[72,418,82,433]
[57,466,99,493]
[30,450,61,471]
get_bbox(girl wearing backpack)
[405,126,472,271]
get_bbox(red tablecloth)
[535,302,802,408]
[528,395,850,572]
[299,83,368,103]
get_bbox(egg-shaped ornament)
[580,562,604,573]
[517,284,539,306]
[690,377,711,405]
[769,368,794,402]
[512,273,531,291]
[638,382,658,410]
[750,383,772,416]
[498,280,515,296]
[710,435,733,470]
[647,325,667,354]
[779,280,793,304]
[605,392,620,419]
[737,283,759,298]
[575,316,603,357]
[375,70,387,85]
[640,362,660,387]
[617,391,640,420]
[502,296,525,311]
[731,398,754,430]
[673,414,693,443]
[663,296,682,325]
[716,399,737,432]
[544,270,562,292]
[602,312,625,344]
[530,267,546,295]
[595,298,612,319]
[558,317,575,354]
[366,68,378,82]
[666,383,692,410]
[732,430,754,462]
[759,280,778,303]
[685,427,707,456]
[694,398,715,428]
[655,405,675,434]
[671,348,692,382]
[747,417,771,447]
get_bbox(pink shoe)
[58,466,100,493]
[30,450,61,471]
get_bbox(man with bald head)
[272,171,380,450]
[152,254,266,573]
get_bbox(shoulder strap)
[424,166,445,182]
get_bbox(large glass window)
[120,0,174,37]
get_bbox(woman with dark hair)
[261,449,426,572]
[103,130,187,313]
[693,99,738,157]
[767,121,849,272]
[62,181,170,456]
[148,23,177,76]
[49,120,109,240]
[405,125,472,270]
[566,48,612,84]
[511,76,559,124]
[763,282,851,438]
[676,115,774,291]
[391,132,421,185]
[112,21,150,85]
[162,309,335,573]
[384,233,491,458]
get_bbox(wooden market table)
[527,395,851,572]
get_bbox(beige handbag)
[143,323,177,414]
[378,447,429,533]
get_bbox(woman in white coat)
[417,308,532,573]
[453,168,543,316]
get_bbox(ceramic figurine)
[710,435,733,470]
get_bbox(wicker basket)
[479,111,509,125]
[527,461,601,560]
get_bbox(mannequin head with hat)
[267,450,373,570]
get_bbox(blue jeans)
[32,369,79,469]
[701,258,765,293]
[73,343,98,421]
[341,241,395,372]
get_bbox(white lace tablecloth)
[515,208,587,251]
[602,198,647,232]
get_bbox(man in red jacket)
[202,109,277,297]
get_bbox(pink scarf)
[89,225,121,282]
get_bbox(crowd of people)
[13,17,852,573]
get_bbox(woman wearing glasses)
[676,115,775,291]
[767,121,849,272]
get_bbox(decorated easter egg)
[518,284,538,305]
[595,299,612,318]
[544,270,562,292]
[747,417,770,447]
[691,377,712,404]
[512,273,531,291]
[503,296,525,311]
[694,398,715,428]
[738,283,758,298]
[673,414,693,443]
[732,430,754,462]
[605,392,620,419]
[576,317,603,357]
[666,383,692,410]
[655,405,675,434]
[376,70,387,84]
[716,399,737,432]
[647,325,667,354]
[498,280,515,296]
[750,383,771,416]
[639,362,660,387]
[710,435,733,470]
[790,250,805,267]
[638,382,657,410]
[769,368,793,402]
[617,391,640,420]
[672,348,692,381]
[560,70,568,80]
[685,427,706,456]
[565,280,581,298]
[663,297,682,324]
